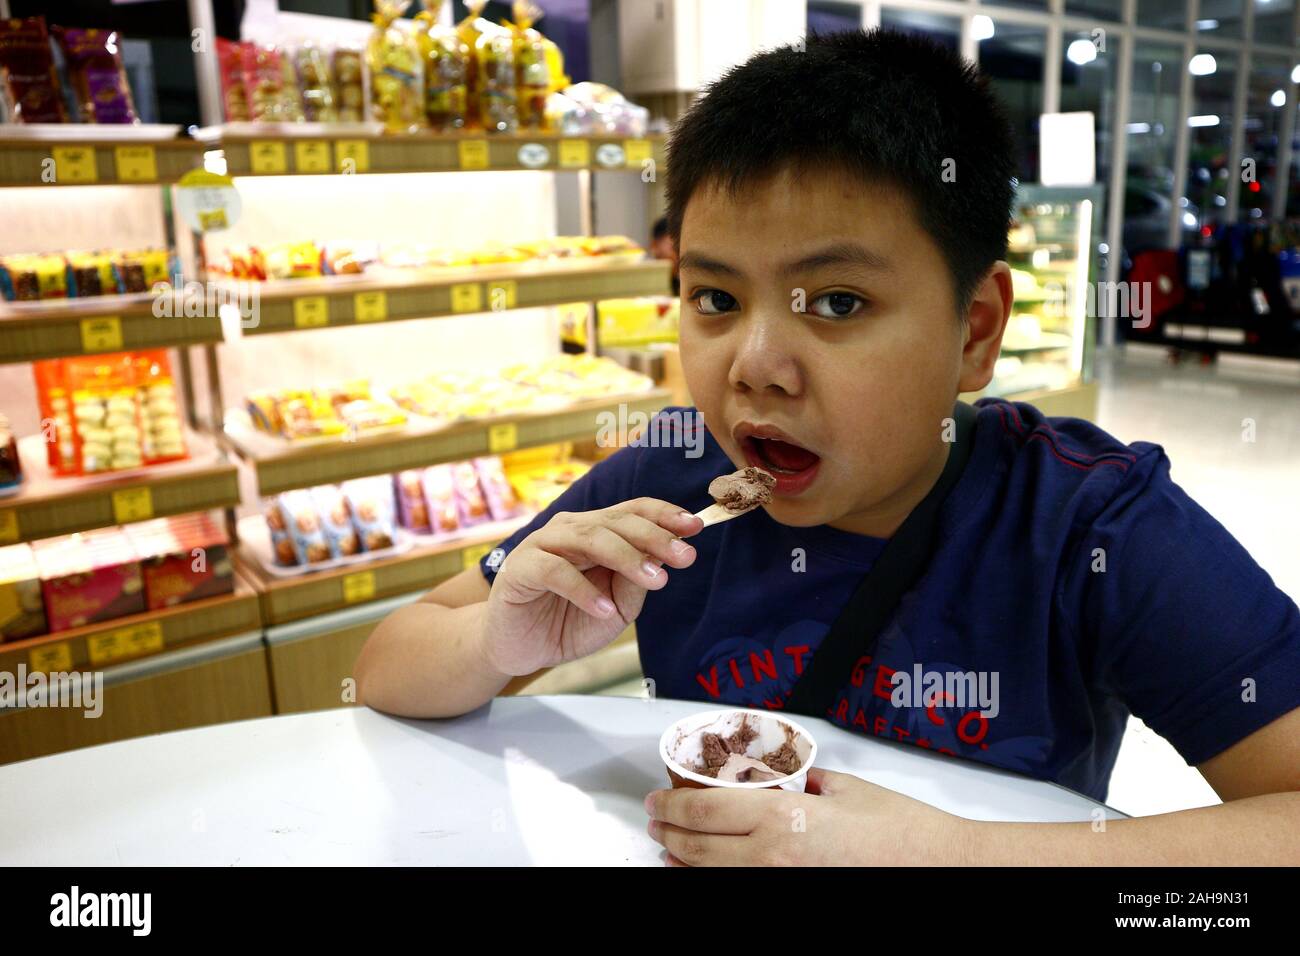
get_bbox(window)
[978,20,1047,183]
[1194,1,1246,39]
[1137,0,1189,30]
[1242,55,1292,221]
[807,1,862,35]
[1125,44,1185,254]
[1065,0,1123,20]
[1185,50,1240,232]
[1253,0,1296,44]
[879,8,959,53]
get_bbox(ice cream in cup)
[658,708,818,791]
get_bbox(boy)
[356,31,1300,865]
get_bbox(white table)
[0,695,1125,865]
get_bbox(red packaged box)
[125,514,234,609]
[33,529,144,632]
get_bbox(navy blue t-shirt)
[481,400,1300,801]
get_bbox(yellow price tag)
[461,542,495,571]
[198,209,229,230]
[51,146,97,184]
[293,296,330,328]
[294,140,331,173]
[114,145,158,182]
[88,621,164,667]
[559,139,591,168]
[0,509,18,544]
[111,486,154,524]
[79,316,123,353]
[353,291,388,323]
[29,642,73,674]
[624,139,652,167]
[450,282,482,313]
[485,280,517,311]
[342,570,376,604]
[250,141,287,175]
[488,422,518,453]
[458,139,489,170]
[335,139,370,173]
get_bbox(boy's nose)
[727,312,803,397]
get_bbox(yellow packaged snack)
[294,42,337,122]
[475,20,518,133]
[416,0,470,130]
[67,251,118,297]
[368,0,425,133]
[508,1,565,130]
[456,0,488,129]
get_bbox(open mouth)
[737,429,823,496]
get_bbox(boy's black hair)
[665,29,1017,314]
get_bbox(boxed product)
[34,529,145,632]
[125,514,234,610]
[0,16,67,123]
[310,484,361,558]
[53,26,139,124]
[0,544,47,642]
[341,476,397,552]
[0,254,68,301]
[0,413,21,494]
[420,464,461,537]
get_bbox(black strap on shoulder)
[782,401,979,719]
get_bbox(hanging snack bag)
[0,17,68,123]
[53,27,139,124]
[367,0,424,134]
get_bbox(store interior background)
[4,0,1299,821]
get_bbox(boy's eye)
[808,292,865,319]
[692,290,739,315]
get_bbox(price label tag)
[335,139,370,173]
[294,140,331,173]
[450,282,482,313]
[250,141,288,175]
[458,139,489,170]
[51,146,97,184]
[485,280,517,311]
[461,542,495,571]
[79,316,123,353]
[111,486,154,524]
[0,509,18,544]
[559,139,590,168]
[29,642,73,674]
[488,422,518,453]
[114,145,158,182]
[293,296,330,328]
[353,291,388,323]
[623,139,652,167]
[88,621,164,667]
[342,570,376,604]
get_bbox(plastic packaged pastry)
[474,20,518,133]
[53,27,139,124]
[0,17,68,123]
[0,413,21,495]
[368,0,425,133]
[508,1,559,130]
[263,497,299,566]
[473,456,521,521]
[217,38,251,121]
[452,460,491,527]
[0,544,46,642]
[332,47,365,122]
[421,464,461,537]
[416,0,470,130]
[132,350,188,463]
[341,476,397,552]
[393,470,431,533]
[310,484,361,558]
[293,41,337,122]
[278,489,333,564]
[242,42,302,123]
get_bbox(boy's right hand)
[481,498,703,677]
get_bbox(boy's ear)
[958,262,1012,395]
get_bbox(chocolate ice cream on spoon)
[694,466,776,528]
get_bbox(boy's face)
[677,166,1008,536]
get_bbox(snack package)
[508,1,558,130]
[508,459,590,511]
[310,484,361,558]
[368,0,425,134]
[332,46,365,122]
[217,38,251,121]
[278,489,332,564]
[262,240,322,280]
[322,240,378,275]
[0,413,21,494]
[33,530,145,632]
[0,254,67,301]
[474,20,518,133]
[473,456,521,521]
[416,0,469,130]
[125,514,234,610]
[0,543,47,642]
[294,41,337,122]
[67,251,120,298]
[421,464,461,537]
[455,0,487,128]
[262,497,299,567]
[242,42,302,122]
[341,476,397,552]
[132,350,187,463]
[0,17,67,123]
[53,27,139,124]
[394,470,431,533]
[116,248,172,294]
[451,460,490,527]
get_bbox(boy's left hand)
[644,768,969,866]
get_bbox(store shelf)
[0,575,261,676]
[198,125,665,177]
[0,431,238,544]
[0,292,225,364]
[225,388,670,496]
[0,126,206,187]
[228,258,672,336]
[236,517,530,625]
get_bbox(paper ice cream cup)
[658,708,818,792]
